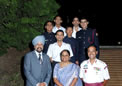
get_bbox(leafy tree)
[0,0,60,55]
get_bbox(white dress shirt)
[52,26,66,36]
[79,59,110,83]
[35,50,43,64]
[72,26,82,38]
[47,42,73,62]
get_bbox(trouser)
[51,61,59,69]
[49,61,59,86]
[85,82,103,86]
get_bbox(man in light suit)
[24,35,52,86]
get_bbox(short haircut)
[66,26,73,30]
[87,44,97,51]
[44,21,54,31]
[55,30,64,36]
[54,15,62,20]
[60,49,70,57]
[72,16,80,21]
[45,21,54,26]
[80,17,88,22]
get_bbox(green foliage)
[0,0,60,55]
[0,72,24,86]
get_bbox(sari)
[53,63,83,86]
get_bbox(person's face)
[61,51,70,62]
[72,17,80,26]
[55,32,64,41]
[45,22,53,33]
[80,19,89,29]
[54,16,62,25]
[88,46,98,60]
[34,42,44,53]
[66,27,73,37]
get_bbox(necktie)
[39,54,42,63]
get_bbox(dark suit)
[24,51,52,86]
[42,32,56,53]
[63,36,79,63]
[76,28,99,64]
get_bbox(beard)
[36,47,43,53]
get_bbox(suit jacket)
[63,36,79,63]
[42,32,56,53]
[24,51,52,86]
[76,28,99,63]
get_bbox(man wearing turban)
[24,35,52,86]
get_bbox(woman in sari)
[53,49,83,86]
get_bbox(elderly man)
[24,35,52,86]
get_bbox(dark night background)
[56,0,121,46]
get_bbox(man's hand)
[50,57,53,63]
[38,82,46,86]
[102,80,108,86]
[75,61,79,65]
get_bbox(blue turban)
[32,35,45,46]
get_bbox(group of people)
[24,16,110,86]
